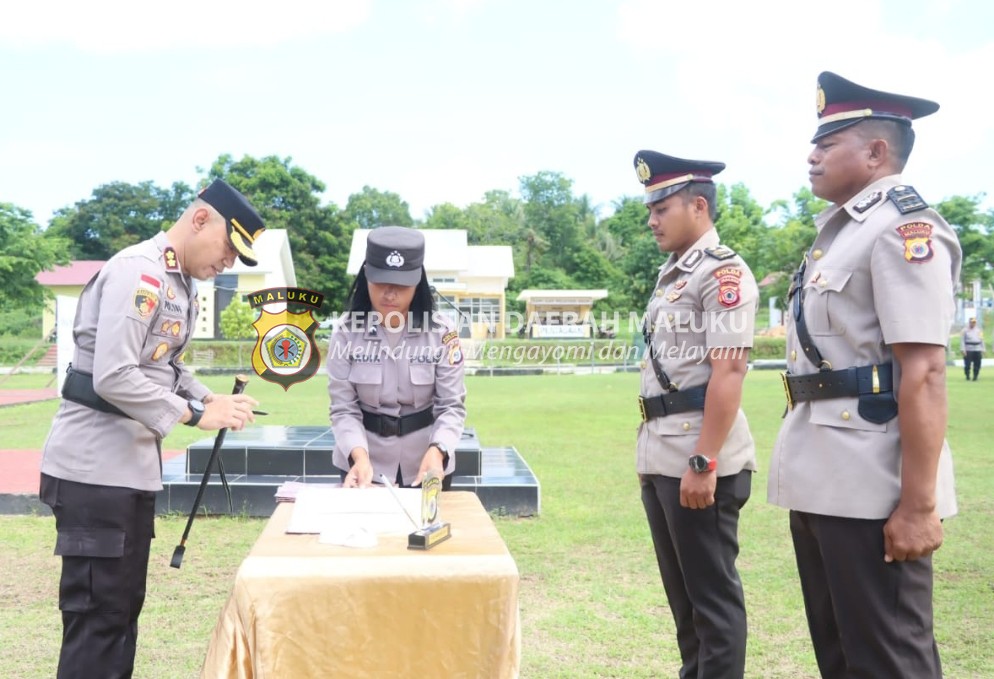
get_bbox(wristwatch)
[185,399,205,427]
[429,441,450,466]
[688,454,717,473]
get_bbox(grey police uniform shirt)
[636,228,759,478]
[960,326,984,352]
[327,313,467,482]
[769,175,961,520]
[41,232,210,492]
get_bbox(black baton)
[170,374,249,569]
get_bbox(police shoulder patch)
[704,245,737,260]
[887,185,928,214]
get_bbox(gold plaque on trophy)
[407,471,451,550]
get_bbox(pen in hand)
[252,410,268,416]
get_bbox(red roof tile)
[35,260,106,286]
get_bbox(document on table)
[285,486,422,536]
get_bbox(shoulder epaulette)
[887,185,928,214]
[704,245,737,260]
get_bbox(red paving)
[0,449,186,494]
[0,388,58,408]
[2,385,184,495]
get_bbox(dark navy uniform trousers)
[641,470,752,679]
[40,474,156,679]
[790,510,942,679]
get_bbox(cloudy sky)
[2,0,992,226]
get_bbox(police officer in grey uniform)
[39,179,264,679]
[960,316,984,380]
[769,72,961,678]
[633,151,758,679]
[328,226,466,489]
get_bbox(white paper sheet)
[285,486,422,535]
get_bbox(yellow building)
[35,261,106,340]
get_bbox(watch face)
[689,455,710,472]
[190,399,205,414]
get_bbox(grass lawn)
[1,369,992,678]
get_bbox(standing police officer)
[634,151,758,679]
[328,226,466,489]
[769,72,961,678]
[960,316,984,380]
[40,179,264,678]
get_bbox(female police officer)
[327,226,466,489]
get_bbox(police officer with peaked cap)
[769,72,961,678]
[39,178,265,678]
[328,226,467,490]
[634,151,759,678]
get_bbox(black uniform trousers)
[789,510,942,679]
[40,474,156,679]
[963,350,981,380]
[641,470,752,679]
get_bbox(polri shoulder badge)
[888,185,928,214]
[714,267,743,307]
[896,222,934,263]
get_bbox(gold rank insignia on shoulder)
[887,185,928,214]
[704,245,736,260]
[853,190,882,213]
[163,247,180,272]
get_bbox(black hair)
[858,119,916,170]
[344,265,438,329]
[680,182,719,221]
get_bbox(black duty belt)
[781,363,893,410]
[61,364,131,418]
[638,384,707,422]
[362,407,434,437]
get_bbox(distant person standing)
[769,72,961,678]
[633,150,759,678]
[960,316,984,380]
[39,179,264,678]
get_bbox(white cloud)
[0,0,372,53]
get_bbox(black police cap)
[633,150,725,205]
[198,179,266,267]
[812,71,939,143]
[364,226,425,286]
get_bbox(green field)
[1,370,992,678]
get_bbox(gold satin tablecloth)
[200,492,520,679]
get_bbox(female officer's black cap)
[364,226,425,286]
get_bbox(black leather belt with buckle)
[781,363,893,410]
[638,384,708,422]
[361,407,435,437]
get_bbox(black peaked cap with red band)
[633,151,725,205]
[812,71,939,143]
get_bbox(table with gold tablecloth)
[201,491,520,678]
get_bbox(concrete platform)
[159,426,540,518]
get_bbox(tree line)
[2,153,992,321]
